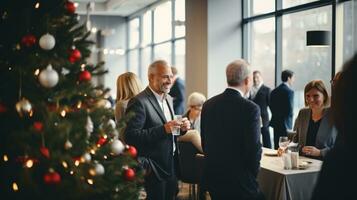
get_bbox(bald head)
[226,59,251,87]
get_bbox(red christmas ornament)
[79,70,91,82]
[65,1,76,14]
[96,136,107,146]
[127,146,137,158]
[0,103,7,113]
[33,121,44,132]
[21,34,37,47]
[43,170,61,184]
[40,147,50,158]
[124,168,135,181]
[68,49,81,63]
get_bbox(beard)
[160,84,171,94]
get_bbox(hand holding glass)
[171,115,182,136]
[279,136,290,151]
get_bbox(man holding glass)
[124,60,190,200]
[200,59,263,199]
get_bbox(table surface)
[261,148,322,175]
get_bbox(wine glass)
[279,136,290,151]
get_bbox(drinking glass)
[279,136,289,151]
[171,115,182,136]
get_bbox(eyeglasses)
[190,106,202,111]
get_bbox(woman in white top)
[178,92,206,153]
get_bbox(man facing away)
[249,70,272,148]
[169,66,185,115]
[200,59,263,200]
[269,70,295,149]
[124,60,190,200]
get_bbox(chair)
[177,141,204,200]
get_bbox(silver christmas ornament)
[86,116,94,137]
[39,33,56,50]
[39,64,59,88]
[111,139,125,155]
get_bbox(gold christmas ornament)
[15,98,33,117]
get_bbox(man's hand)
[179,117,190,132]
[163,117,191,134]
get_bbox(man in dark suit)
[200,59,263,199]
[269,70,295,149]
[124,60,190,200]
[249,70,272,148]
[169,67,185,115]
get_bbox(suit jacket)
[201,88,262,197]
[249,84,271,127]
[169,77,185,115]
[270,83,294,130]
[124,87,176,180]
[293,107,337,158]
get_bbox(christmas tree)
[0,0,143,199]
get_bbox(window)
[175,0,185,38]
[174,39,185,79]
[243,0,354,123]
[154,1,172,43]
[247,0,275,17]
[283,6,332,114]
[142,11,152,46]
[154,42,171,62]
[283,0,318,9]
[127,0,186,83]
[249,18,275,88]
[128,50,139,75]
[129,18,139,49]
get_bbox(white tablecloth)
[257,148,323,200]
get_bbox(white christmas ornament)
[108,119,116,129]
[86,116,94,137]
[64,140,73,150]
[83,153,91,162]
[39,64,59,88]
[94,162,105,175]
[39,33,56,50]
[111,139,125,155]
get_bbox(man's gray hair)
[148,60,168,75]
[226,59,251,86]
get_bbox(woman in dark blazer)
[292,80,337,159]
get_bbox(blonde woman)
[178,92,206,153]
[115,72,142,122]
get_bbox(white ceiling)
[74,0,162,16]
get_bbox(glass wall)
[243,0,355,147]
[244,0,354,120]
[127,0,186,86]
